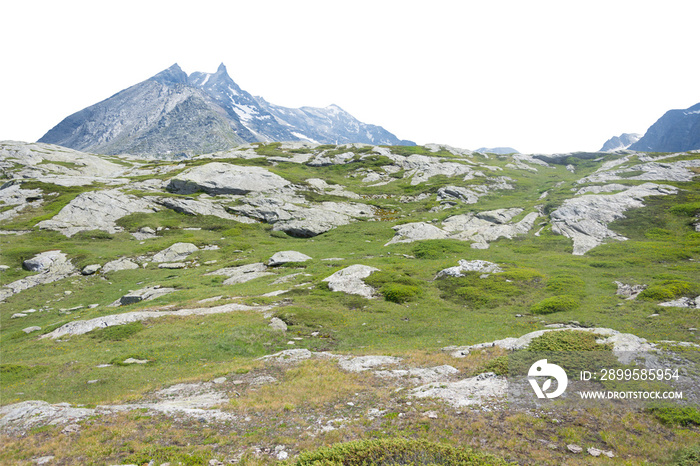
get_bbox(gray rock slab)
[205,263,273,285]
[323,264,379,298]
[435,260,503,278]
[37,189,159,237]
[101,258,139,274]
[167,162,290,195]
[41,302,273,339]
[153,242,199,263]
[268,251,312,266]
[551,183,678,255]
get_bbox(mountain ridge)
[38,63,414,156]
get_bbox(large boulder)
[268,251,312,266]
[1,251,76,302]
[323,264,380,298]
[152,243,199,263]
[166,162,290,195]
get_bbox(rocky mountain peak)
[150,63,188,85]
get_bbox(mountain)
[475,147,520,155]
[628,102,700,152]
[38,63,414,156]
[599,133,641,152]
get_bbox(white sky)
[1,0,698,154]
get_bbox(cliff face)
[629,102,700,153]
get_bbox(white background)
[1,0,698,153]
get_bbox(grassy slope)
[1,145,699,464]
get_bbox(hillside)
[38,64,414,157]
[1,141,699,464]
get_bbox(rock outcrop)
[386,208,538,249]
[37,189,159,237]
[0,251,76,302]
[550,183,678,255]
[167,162,290,195]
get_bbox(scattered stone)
[212,377,227,384]
[425,411,438,419]
[153,242,198,263]
[269,317,288,332]
[206,263,273,285]
[81,264,101,275]
[567,444,583,454]
[11,313,27,318]
[22,326,41,334]
[658,296,700,308]
[615,281,647,300]
[158,262,187,269]
[588,447,602,457]
[34,456,56,465]
[268,250,312,266]
[322,264,380,298]
[435,259,503,278]
[62,423,81,433]
[122,358,149,365]
[110,286,176,307]
[101,258,139,274]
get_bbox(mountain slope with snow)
[39,63,413,156]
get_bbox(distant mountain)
[475,147,520,155]
[629,102,700,152]
[39,63,414,156]
[599,133,641,152]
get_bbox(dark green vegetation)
[289,438,507,465]
[1,143,699,464]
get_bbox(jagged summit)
[150,63,188,85]
[39,63,414,156]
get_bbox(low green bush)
[382,283,423,304]
[290,437,506,465]
[530,295,579,314]
[638,280,695,301]
[671,443,700,466]
[647,403,700,427]
[527,330,612,352]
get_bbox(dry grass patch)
[231,359,369,413]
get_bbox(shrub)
[647,403,700,427]
[527,330,612,352]
[530,295,579,314]
[501,267,545,283]
[482,356,509,376]
[669,202,700,217]
[671,444,700,466]
[382,284,423,303]
[638,280,694,301]
[290,437,507,465]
